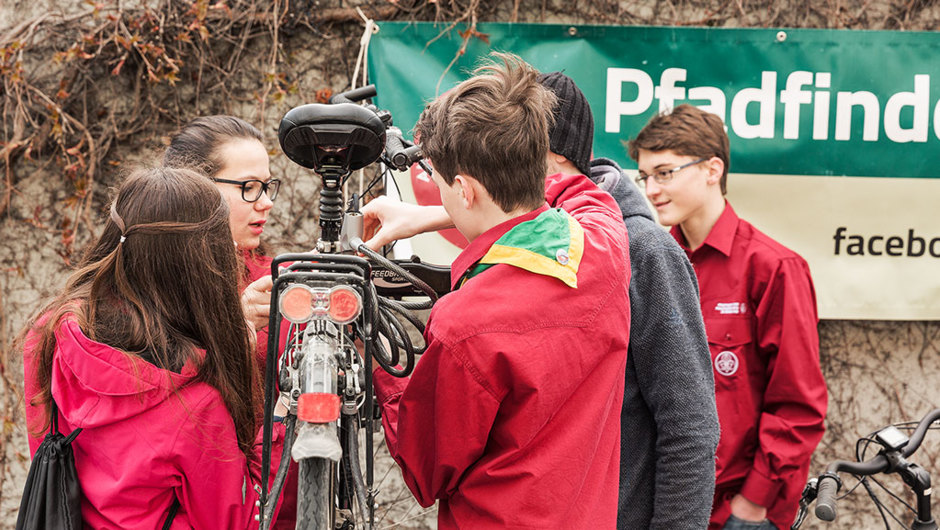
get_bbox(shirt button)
[556,249,570,265]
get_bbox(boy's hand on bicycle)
[242,274,273,330]
[360,196,452,251]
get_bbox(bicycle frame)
[257,86,447,530]
[261,253,379,528]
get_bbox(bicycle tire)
[296,457,334,529]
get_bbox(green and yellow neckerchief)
[460,208,584,288]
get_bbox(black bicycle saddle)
[278,103,386,173]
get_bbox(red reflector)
[329,286,361,324]
[297,393,341,423]
[280,285,313,323]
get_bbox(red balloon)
[409,163,468,249]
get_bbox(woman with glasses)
[164,116,296,529]
[164,116,280,341]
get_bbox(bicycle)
[257,85,451,530]
[792,408,940,530]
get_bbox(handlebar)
[384,126,425,172]
[328,85,427,173]
[809,408,940,524]
[329,85,377,104]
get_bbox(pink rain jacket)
[24,317,261,529]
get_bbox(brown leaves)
[316,89,333,104]
[85,0,106,19]
[0,41,24,83]
[3,1,307,265]
[458,27,489,44]
[110,57,126,76]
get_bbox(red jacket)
[24,317,260,529]
[374,173,631,529]
[672,203,827,530]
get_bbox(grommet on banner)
[568,26,578,37]
[776,31,787,42]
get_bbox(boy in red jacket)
[371,53,631,528]
[629,104,828,530]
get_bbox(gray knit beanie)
[537,71,594,177]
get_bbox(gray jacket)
[590,158,720,530]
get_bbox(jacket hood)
[589,158,654,223]
[51,318,197,429]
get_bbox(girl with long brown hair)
[163,115,299,528]
[22,167,263,528]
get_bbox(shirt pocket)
[706,317,753,387]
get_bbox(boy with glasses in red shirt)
[629,104,828,530]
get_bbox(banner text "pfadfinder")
[606,68,938,143]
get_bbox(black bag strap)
[50,400,82,441]
[51,400,59,435]
[162,498,180,530]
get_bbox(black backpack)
[16,402,181,530]
[15,402,83,530]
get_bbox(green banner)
[368,22,940,320]
[368,22,940,178]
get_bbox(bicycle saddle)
[278,103,386,173]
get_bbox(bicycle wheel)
[296,457,334,529]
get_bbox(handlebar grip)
[384,127,424,171]
[329,85,377,104]
[815,475,839,522]
[391,145,423,170]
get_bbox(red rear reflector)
[280,285,313,323]
[297,392,341,423]
[328,286,361,324]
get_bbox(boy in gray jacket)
[538,71,720,530]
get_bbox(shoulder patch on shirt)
[469,208,584,288]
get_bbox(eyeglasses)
[634,158,708,186]
[212,178,281,202]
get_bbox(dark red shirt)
[374,173,631,529]
[672,202,827,530]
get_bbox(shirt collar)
[450,204,549,290]
[670,200,739,257]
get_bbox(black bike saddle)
[278,103,386,173]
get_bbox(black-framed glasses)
[634,158,708,186]
[212,178,281,202]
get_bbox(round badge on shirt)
[714,351,739,376]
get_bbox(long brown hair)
[163,115,264,176]
[23,167,260,460]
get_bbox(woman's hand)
[361,196,453,251]
[242,274,273,330]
